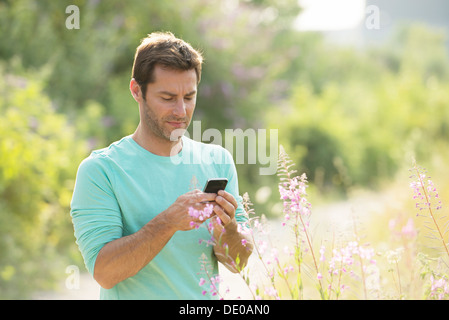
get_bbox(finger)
[213,204,232,226]
[211,215,224,230]
[195,192,217,203]
[215,196,236,220]
[217,190,238,209]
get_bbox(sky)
[294,0,366,31]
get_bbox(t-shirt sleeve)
[70,156,123,275]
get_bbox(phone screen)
[203,178,228,193]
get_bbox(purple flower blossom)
[319,245,326,262]
[430,275,449,300]
[188,203,214,228]
[328,241,376,276]
[409,168,442,211]
[278,173,311,227]
[410,163,449,258]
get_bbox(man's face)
[141,65,197,141]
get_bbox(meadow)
[197,148,449,300]
[1,1,449,299]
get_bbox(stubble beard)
[142,99,191,142]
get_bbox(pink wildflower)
[188,203,214,228]
[328,242,376,276]
[401,218,417,239]
[319,245,326,262]
[283,266,294,275]
[430,275,449,300]
[409,167,442,212]
[279,174,311,226]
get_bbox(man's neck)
[132,124,182,157]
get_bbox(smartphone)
[203,178,228,194]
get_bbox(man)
[70,32,252,299]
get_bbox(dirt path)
[31,265,253,300]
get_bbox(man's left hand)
[211,190,238,229]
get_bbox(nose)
[173,99,187,118]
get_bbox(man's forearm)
[92,190,217,289]
[93,211,176,289]
[214,223,253,273]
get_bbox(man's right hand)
[163,189,217,232]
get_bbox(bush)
[266,26,449,194]
[0,65,87,298]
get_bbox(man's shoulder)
[91,136,130,158]
[79,136,131,170]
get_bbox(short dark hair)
[132,32,203,99]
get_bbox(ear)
[130,78,142,102]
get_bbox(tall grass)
[196,149,449,300]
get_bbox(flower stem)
[414,164,449,258]
[396,261,402,297]
[353,219,368,299]
[297,213,324,297]
[293,216,303,299]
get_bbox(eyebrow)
[158,90,197,97]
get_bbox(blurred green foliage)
[267,25,449,193]
[0,63,87,298]
[0,0,448,298]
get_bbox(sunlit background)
[1,0,449,299]
[295,0,365,31]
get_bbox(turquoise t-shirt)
[70,135,246,299]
